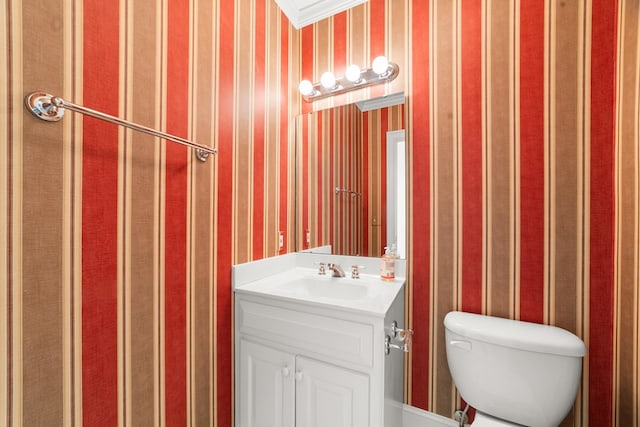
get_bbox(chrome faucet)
[327,263,346,277]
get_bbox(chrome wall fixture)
[299,56,399,103]
[24,91,217,162]
[335,187,361,197]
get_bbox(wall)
[1,0,297,425]
[296,103,404,256]
[2,0,640,426]
[299,0,637,426]
[614,1,640,424]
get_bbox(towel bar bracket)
[24,91,215,162]
[25,92,65,122]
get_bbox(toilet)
[444,311,586,427]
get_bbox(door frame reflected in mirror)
[386,130,406,259]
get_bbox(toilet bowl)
[444,311,586,427]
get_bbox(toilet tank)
[444,311,586,427]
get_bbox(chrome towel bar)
[335,186,361,197]
[24,91,217,162]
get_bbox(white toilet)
[444,311,586,427]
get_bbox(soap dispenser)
[380,246,396,281]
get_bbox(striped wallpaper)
[2,0,297,425]
[1,1,639,427]
[296,103,405,257]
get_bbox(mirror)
[295,93,407,258]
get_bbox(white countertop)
[233,252,405,316]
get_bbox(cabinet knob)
[281,366,290,377]
[294,371,304,381]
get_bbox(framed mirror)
[295,93,407,258]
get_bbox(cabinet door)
[295,356,369,427]
[238,339,295,427]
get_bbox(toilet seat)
[471,412,524,427]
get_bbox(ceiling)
[274,0,368,29]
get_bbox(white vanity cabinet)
[238,338,369,427]
[238,339,295,427]
[294,355,369,427]
[235,287,406,427]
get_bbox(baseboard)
[402,404,460,427]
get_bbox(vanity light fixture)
[299,55,399,102]
[345,64,362,83]
[320,71,338,89]
[371,56,390,76]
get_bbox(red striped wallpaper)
[409,0,432,412]
[2,0,639,426]
[2,0,296,425]
[589,1,617,426]
[299,1,633,426]
[82,0,119,425]
[518,0,546,325]
[216,0,235,425]
[165,0,189,423]
[460,0,483,317]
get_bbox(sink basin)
[233,263,404,316]
[275,276,372,300]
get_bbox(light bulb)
[345,64,361,82]
[320,71,336,89]
[372,56,390,75]
[299,80,314,96]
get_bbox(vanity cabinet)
[238,339,295,427]
[235,287,406,427]
[295,355,369,427]
[238,339,369,427]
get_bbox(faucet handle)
[351,265,365,279]
[316,262,326,275]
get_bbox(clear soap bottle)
[380,246,396,281]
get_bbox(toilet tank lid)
[444,311,586,357]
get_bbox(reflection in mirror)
[386,130,406,259]
[295,94,406,258]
